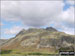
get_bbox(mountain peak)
[46,27,57,32]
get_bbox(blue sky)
[1,0,75,39]
[1,19,24,39]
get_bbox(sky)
[0,0,75,39]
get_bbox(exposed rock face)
[0,27,75,52]
[46,27,57,32]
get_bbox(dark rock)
[46,27,57,32]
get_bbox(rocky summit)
[0,27,75,54]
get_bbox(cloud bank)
[1,1,74,35]
[1,1,63,27]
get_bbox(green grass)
[0,49,59,56]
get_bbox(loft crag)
[0,27,75,54]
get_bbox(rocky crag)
[0,27,75,53]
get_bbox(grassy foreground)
[0,49,59,56]
[1,50,74,56]
[1,54,74,56]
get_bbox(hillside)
[0,39,8,46]
[0,27,75,54]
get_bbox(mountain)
[0,39,8,46]
[0,27,75,54]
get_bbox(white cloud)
[63,27,74,35]
[1,1,21,21]
[59,7,74,27]
[4,26,23,35]
[1,1,64,26]
[66,0,74,5]
[49,21,74,35]
[1,1,74,35]
[56,7,74,35]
